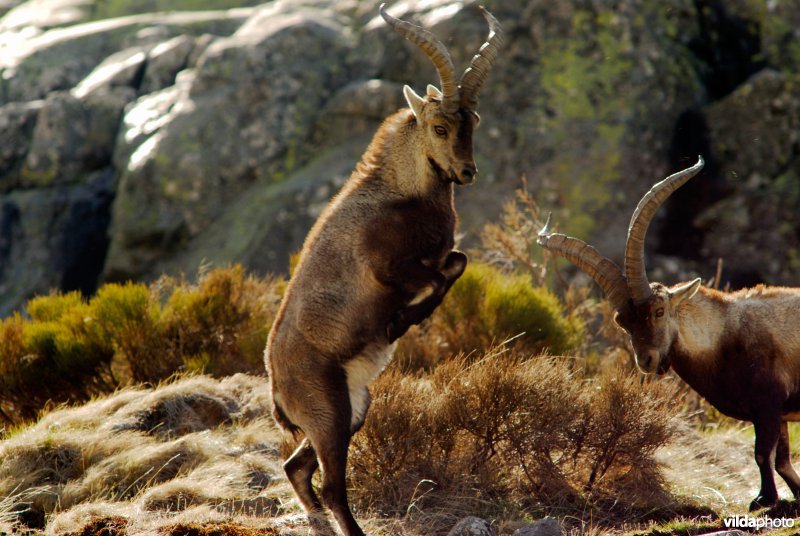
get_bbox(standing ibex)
[538,156,800,511]
[265,5,502,534]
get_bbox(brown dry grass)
[0,366,778,536]
[348,346,683,532]
[0,374,296,534]
[0,185,782,535]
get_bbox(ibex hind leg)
[775,421,800,498]
[300,380,365,536]
[285,438,323,512]
[312,430,364,536]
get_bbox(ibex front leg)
[387,250,467,342]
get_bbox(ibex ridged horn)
[624,156,705,303]
[380,3,459,114]
[538,213,631,311]
[459,6,504,111]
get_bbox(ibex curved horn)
[538,213,631,311]
[624,156,705,303]
[459,6,504,111]
[380,4,459,114]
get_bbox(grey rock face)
[0,100,42,192]
[21,88,131,187]
[0,10,253,105]
[0,169,113,316]
[694,69,800,287]
[0,4,252,310]
[104,5,358,281]
[139,35,197,94]
[0,0,800,314]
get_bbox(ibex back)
[265,5,503,535]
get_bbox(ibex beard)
[264,4,503,535]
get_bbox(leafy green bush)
[159,266,281,377]
[26,292,83,322]
[0,266,283,425]
[397,262,584,371]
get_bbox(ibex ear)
[426,84,443,98]
[403,85,425,118]
[670,278,702,308]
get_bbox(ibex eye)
[434,126,447,137]
[655,308,665,318]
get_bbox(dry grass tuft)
[0,373,291,534]
[349,345,680,528]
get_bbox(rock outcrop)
[1,0,799,314]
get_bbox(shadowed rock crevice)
[0,200,20,282]
[59,168,114,295]
[689,0,766,100]
[657,109,721,263]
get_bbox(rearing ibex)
[265,5,503,535]
[538,156,800,511]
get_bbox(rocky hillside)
[1,0,798,315]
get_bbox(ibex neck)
[670,287,727,381]
[369,110,449,198]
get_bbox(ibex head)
[380,4,503,185]
[537,157,705,374]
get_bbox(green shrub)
[26,292,83,322]
[160,266,281,377]
[0,301,117,423]
[397,262,584,371]
[478,263,583,353]
[0,266,284,425]
[89,282,165,382]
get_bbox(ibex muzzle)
[265,5,503,535]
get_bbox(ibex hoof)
[749,495,777,511]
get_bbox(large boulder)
[693,69,800,286]
[20,88,131,187]
[0,3,253,311]
[103,4,361,280]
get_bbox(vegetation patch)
[0,266,283,425]
[396,262,584,372]
[0,189,784,534]
[349,347,680,527]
